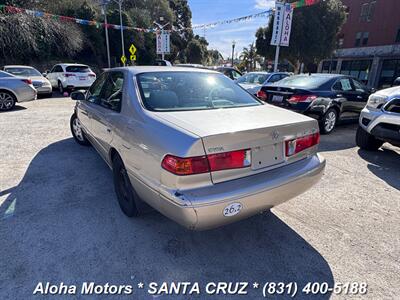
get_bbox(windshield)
[237,73,269,85]
[66,65,91,73]
[137,72,261,111]
[4,67,41,77]
[276,75,330,89]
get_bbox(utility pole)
[100,1,111,68]
[231,41,236,67]
[115,0,125,66]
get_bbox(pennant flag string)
[0,1,321,33]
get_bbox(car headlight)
[366,94,388,109]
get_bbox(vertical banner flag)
[156,32,170,54]
[280,3,294,47]
[270,2,285,46]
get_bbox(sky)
[188,0,276,59]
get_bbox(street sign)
[156,32,170,54]
[280,4,293,47]
[120,55,127,65]
[129,43,137,61]
[270,2,285,46]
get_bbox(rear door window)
[333,78,354,92]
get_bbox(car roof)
[57,63,89,67]
[3,65,35,69]
[112,66,220,75]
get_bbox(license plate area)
[251,143,284,170]
[79,76,86,80]
[272,95,284,102]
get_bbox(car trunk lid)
[155,105,319,183]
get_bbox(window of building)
[355,32,362,47]
[362,32,369,46]
[322,60,338,73]
[340,60,372,84]
[360,1,376,22]
[378,59,400,89]
[396,28,400,43]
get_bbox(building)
[318,0,400,89]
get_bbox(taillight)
[21,79,32,85]
[63,73,76,77]
[208,149,251,171]
[257,90,268,101]
[161,149,251,175]
[285,133,320,156]
[161,155,209,175]
[288,94,317,103]
[89,74,96,77]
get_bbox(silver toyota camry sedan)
[70,67,325,230]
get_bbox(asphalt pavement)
[0,96,399,299]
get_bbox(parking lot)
[0,96,399,299]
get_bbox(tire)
[320,108,338,134]
[112,154,140,217]
[58,81,64,94]
[0,90,16,111]
[70,113,91,146]
[356,126,383,151]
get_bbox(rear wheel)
[112,154,140,217]
[0,91,16,111]
[70,113,91,146]
[356,126,383,150]
[320,108,338,134]
[58,81,64,94]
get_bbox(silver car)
[0,71,37,111]
[235,72,290,96]
[356,86,400,150]
[70,67,325,230]
[2,65,52,97]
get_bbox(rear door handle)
[106,128,111,133]
[357,95,363,99]
[336,94,343,97]
[81,110,88,116]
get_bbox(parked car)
[212,66,242,80]
[69,67,325,230]
[0,70,37,111]
[2,65,52,97]
[44,63,96,93]
[356,86,400,150]
[236,72,290,96]
[257,74,374,134]
[392,77,400,86]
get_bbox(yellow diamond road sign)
[129,44,137,61]
[120,55,127,65]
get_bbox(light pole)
[100,1,111,68]
[231,41,236,67]
[114,0,125,66]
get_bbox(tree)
[240,43,260,72]
[255,0,346,72]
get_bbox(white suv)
[356,86,400,150]
[45,64,96,93]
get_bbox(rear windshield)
[5,67,41,77]
[276,75,330,89]
[237,73,269,85]
[66,65,91,73]
[136,72,261,111]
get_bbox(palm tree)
[240,43,261,72]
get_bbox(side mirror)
[42,72,48,77]
[71,90,86,101]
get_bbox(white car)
[45,64,96,93]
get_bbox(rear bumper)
[158,153,326,230]
[36,86,52,94]
[266,101,325,120]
